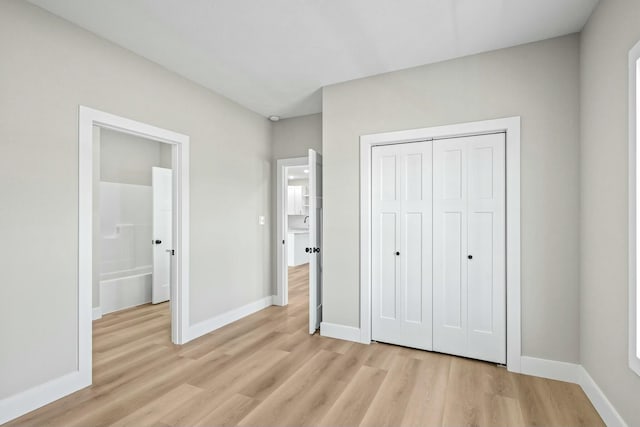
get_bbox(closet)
[371,132,506,364]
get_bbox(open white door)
[152,167,172,304]
[308,149,322,334]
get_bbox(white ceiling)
[28,0,598,118]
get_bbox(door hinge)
[166,249,175,256]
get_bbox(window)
[629,40,640,376]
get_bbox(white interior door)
[371,141,433,350]
[152,166,172,304]
[308,149,322,334]
[433,133,506,364]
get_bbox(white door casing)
[309,149,323,334]
[371,141,433,350]
[152,167,172,304]
[433,132,506,364]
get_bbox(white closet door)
[372,141,433,350]
[433,133,506,364]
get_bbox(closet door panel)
[404,212,423,323]
[379,212,398,319]
[467,134,506,364]
[372,145,402,341]
[400,142,432,349]
[433,133,506,364]
[372,141,432,350]
[443,212,463,328]
[467,211,494,333]
[434,139,468,355]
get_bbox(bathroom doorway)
[93,128,173,319]
[78,106,190,389]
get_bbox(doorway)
[78,106,190,388]
[276,149,323,334]
[94,128,173,317]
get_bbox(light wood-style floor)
[7,263,603,427]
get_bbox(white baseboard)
[576,366,627,427]
[186,296,274,342]
[520,356,582,383]
[0,371,90,425]
[320,322,363,343]
[520,356,627,427]
[92,306,102,320]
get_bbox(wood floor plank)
[194,394,260,427]
[482,394,526,427]
[189,349,290,392]
[318,365,387,427]
[159,389,223,427]
[108,383,204,427]
[400,352,450,427]
[513,373,564,426]
[5,263,604,427]
[441,356,495,426]
[359,355,422,427]
[546,378,606,427]
[236,350,343,426]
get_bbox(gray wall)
[0,0,272,399]
[100,128,172,186]
[322,34,581,363]
[272,113,322,159]
[580,0,640,424]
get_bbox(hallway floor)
[7,263,603,426]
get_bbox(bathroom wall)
[100,128,171,185]
[99,182,152,275]
[99,181,154,314]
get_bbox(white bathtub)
[100,265,152,315]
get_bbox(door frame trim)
[79,106,191,390]
[359,116,521,372]
[275,156,308,306]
